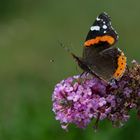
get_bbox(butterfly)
[72,12,127,81]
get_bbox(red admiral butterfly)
[72,12,127,81]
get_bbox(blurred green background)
[0,0,140,140]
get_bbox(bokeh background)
[0,0,140,140]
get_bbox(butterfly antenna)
[58,40,77,59]
[58,41,71,53]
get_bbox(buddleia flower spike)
[52,61,140,130]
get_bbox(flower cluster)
[52,60,140,130]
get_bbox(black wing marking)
[85,12,118,47]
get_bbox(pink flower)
[52,61,140,130]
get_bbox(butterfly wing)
[83,47,126,81]
[84,12,118,49]
[81,12,126,81]
[83,12,119,70]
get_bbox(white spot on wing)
[104,31,107,33]
[103,25,107,29]
[117,48,122,52]
[103,12,108,16]
[90,26,100,31]
[96,17,101,21]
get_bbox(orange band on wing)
[84,35,115,47]
[113,52,127,79]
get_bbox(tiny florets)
[52,61,140,130]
